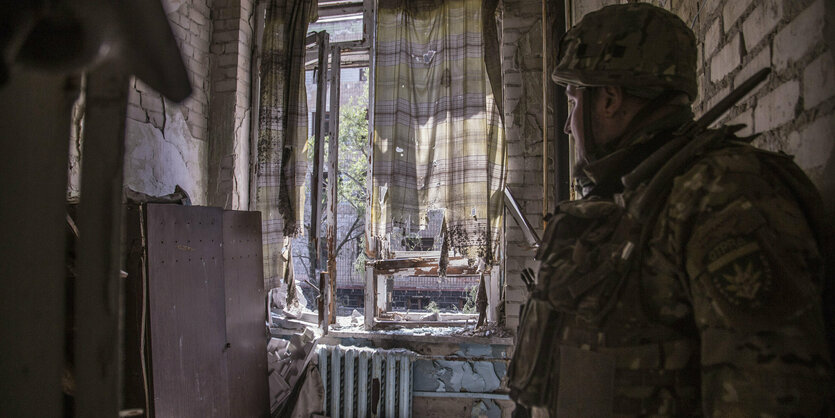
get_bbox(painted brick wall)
[118,0,257,209]
[208,0,256,210]
[122,0,214,205]
[500,0,554,331]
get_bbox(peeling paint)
[123,103,207,204]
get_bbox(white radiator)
[317,345,416,418]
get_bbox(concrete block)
[190,58,209,77]
[703,17,721,57]
[754,80,799,133]
[190,123,206,141]
[710,34,741,84]
[507,170,524,184]
[505,286,527,304]
[126,103,147,123]
[523,156,542,170]
[773,0,824,70]
[522,171,542,187]
[171,22,190,42]
[193,1,210,18]
[219,7,241,20]
[139,94,164,113]
[189,3,208,22]
[734,47,770,90]
[193,35,210,52]
[173,16,190,31]
[723,0,752,29]
[741,0,782,51]
[217,53,238,68]
[787,112,835,171]
[214,79,238,93]
[505,314,520,330]
[181,43,194,58]
[727,108,754,137]
[213,29,239,44]
[506,244,535,258]
[224,41,241,54]
[803,52,835,110]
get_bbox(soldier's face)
[565,85,589,167]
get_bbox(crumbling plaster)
[123,89,208,204]
[121,0,214,204]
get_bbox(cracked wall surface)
[124,81,208,203]
[207,0,255,210]
[123,0,213,204]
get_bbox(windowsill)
[322,327,514,346]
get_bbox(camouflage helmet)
[552,3,698,102]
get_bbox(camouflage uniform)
[508,3,833,416]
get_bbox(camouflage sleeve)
[668,150,833,415]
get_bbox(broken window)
[268,0,506,333]
[364,0,506,328]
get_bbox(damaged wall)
[67,0,257,207]
[207,0,256,210]
[123,0,214,205]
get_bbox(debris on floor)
[268,327,319,413]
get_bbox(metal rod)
[312,31,330,329]
[365,0,378,259]
[503,187,541,247]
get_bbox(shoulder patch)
[705,237,773,310]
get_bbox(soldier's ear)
[597,85,624,118]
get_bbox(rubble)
[267,327,319,413]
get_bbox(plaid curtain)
[256,0,315,288]
[371,0,506,264]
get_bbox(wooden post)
[0,70,75,417]
[75,63,131,417]
[311,31,329,328]
[327,47,341,323]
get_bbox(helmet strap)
[581,87,600,161]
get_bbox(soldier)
[508,3,833,417]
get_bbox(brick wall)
[119,0,257,209]
[208,0,256,210]
[500,0,553,331]
[122,0,214,205]
[691,0,835,202]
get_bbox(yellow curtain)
[256,0,315,287]
[371,0,506,264]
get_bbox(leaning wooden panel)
[222,210,269,417]
[146,204,230,417]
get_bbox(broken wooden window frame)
[304,0,505,332]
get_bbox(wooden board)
[222,210,269,417]
[146,204,230,417]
